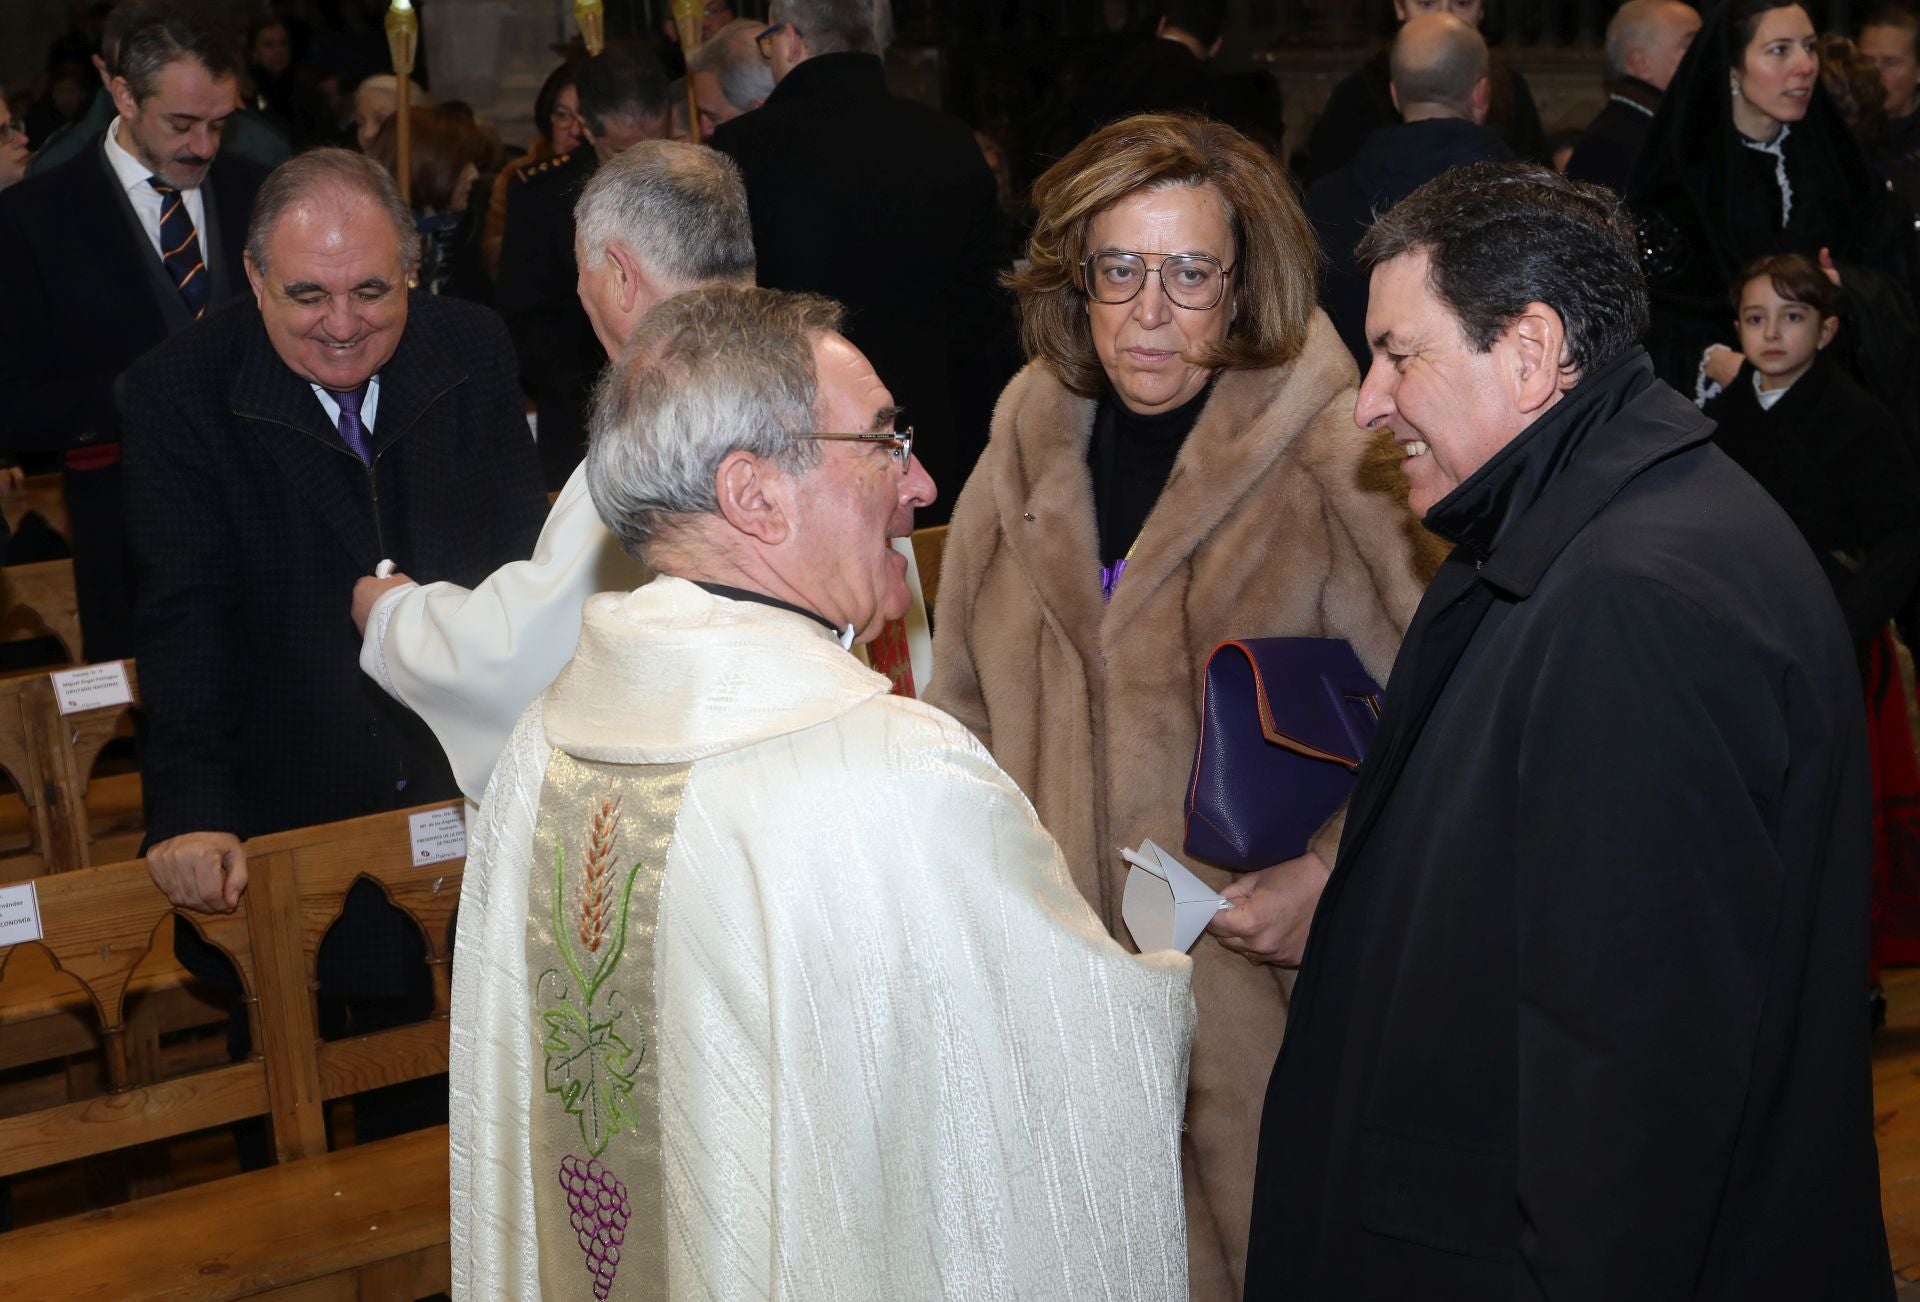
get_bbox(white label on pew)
[0,881,43,948]
[52,661,133,715]
[409,807,466,866]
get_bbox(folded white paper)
[1120,839,1229,954]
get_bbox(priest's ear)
[713,451,794,547]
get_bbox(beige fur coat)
[927,312,1436,1301]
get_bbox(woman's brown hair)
[369,106,491,215]
[1008,112,1320,398]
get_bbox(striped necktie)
[146,176,209,318]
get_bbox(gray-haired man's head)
[573,140,754,357]
[687,18,775,136]
[587,285,935,641]
[1605,0,1702,92]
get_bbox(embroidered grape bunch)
[560,1153,630,1299]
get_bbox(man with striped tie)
[0,3,267,661]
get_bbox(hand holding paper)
[1120,839,1230,954]
[1206,850,1331,967]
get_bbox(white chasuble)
[451,577,1196,1301]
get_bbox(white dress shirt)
[103,119,207,259]
[310,375,383,433]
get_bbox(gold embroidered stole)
[526,748,690,1301]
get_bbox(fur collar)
[982,311,1362,664]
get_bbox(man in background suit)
[1564,0,1700,195]
[124,150,547,1131]
[712,0,1012,524]
[496,44,670,489]
[0,4,268,663]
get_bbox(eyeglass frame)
[755,22,797,60]
[1080,249,1235,311]
[791,427,915,470]
[0,120,26,146]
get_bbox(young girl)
[1704,252,1920,652]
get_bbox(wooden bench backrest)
[0,802,464,1178]
[0,559,83,666]
[0,660,144,878]
[1,474,74,547]
[912,523,947,616]
[243,802,465,1159]
[0,860,259,1179]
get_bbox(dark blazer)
[1564,79,1661,195]
[1246,350,1891,1300]
[1306,117,1512,369]
[493,147,600,490]
[120,292,549,846]
[1294,48,1547,186]
[711,52,1014,525]
[0,135,269,451]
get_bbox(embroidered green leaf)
[541,1002,639,1157]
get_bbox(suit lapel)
[368,299,468,457]
[1326,556,1493,881]
[229,316,383,571]
[85,139,189,334]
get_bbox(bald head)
[1390,13,1489,121]
[1604,0,1701,92]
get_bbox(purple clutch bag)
[1183,638,1382,871]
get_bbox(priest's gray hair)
[245,148,421,274]
[587,286,842,555]
[574,141,754,285]
[686,19,776,112]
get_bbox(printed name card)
[0,882,44,948]
[409,806,466,866]
[52,662,134,715]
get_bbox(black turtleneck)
[1087,375,1218,567]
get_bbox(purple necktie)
[329,382,373,465]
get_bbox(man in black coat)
[711,0,1011,524]
[1564,0,1701,194]
[1238,163,1891,1299]
[0,7,267,661]
[495,44,669,490]
[1307,13,1511,370]
[123,151,547,1098]
[1293,0,1546,187]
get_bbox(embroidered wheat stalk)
[578,791,622,954]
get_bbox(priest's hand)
[351,572,415,635]
[1206,850,1330,967]
[147,831,249,913]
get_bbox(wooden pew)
[2,802,465,1300]
[0,660,144,879]
[912,523,947,618]
[0,559,83,667]
[1,473,73,547]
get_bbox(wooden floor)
[1878,967,1920,1285]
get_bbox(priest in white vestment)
[448,285,1196,1301]
[352,142,755,801]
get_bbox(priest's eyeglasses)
[793,427,915,471]
[1083,250,1233,310]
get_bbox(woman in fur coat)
[925,113,1439,1301]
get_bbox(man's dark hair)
[118,5,240,101]
[772,0,880,56]
[1356,161,1649,378]
[1163,0,1228,46]
[575,43,670,137]
[1862,3,1920,61]
[102,0,169,75]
